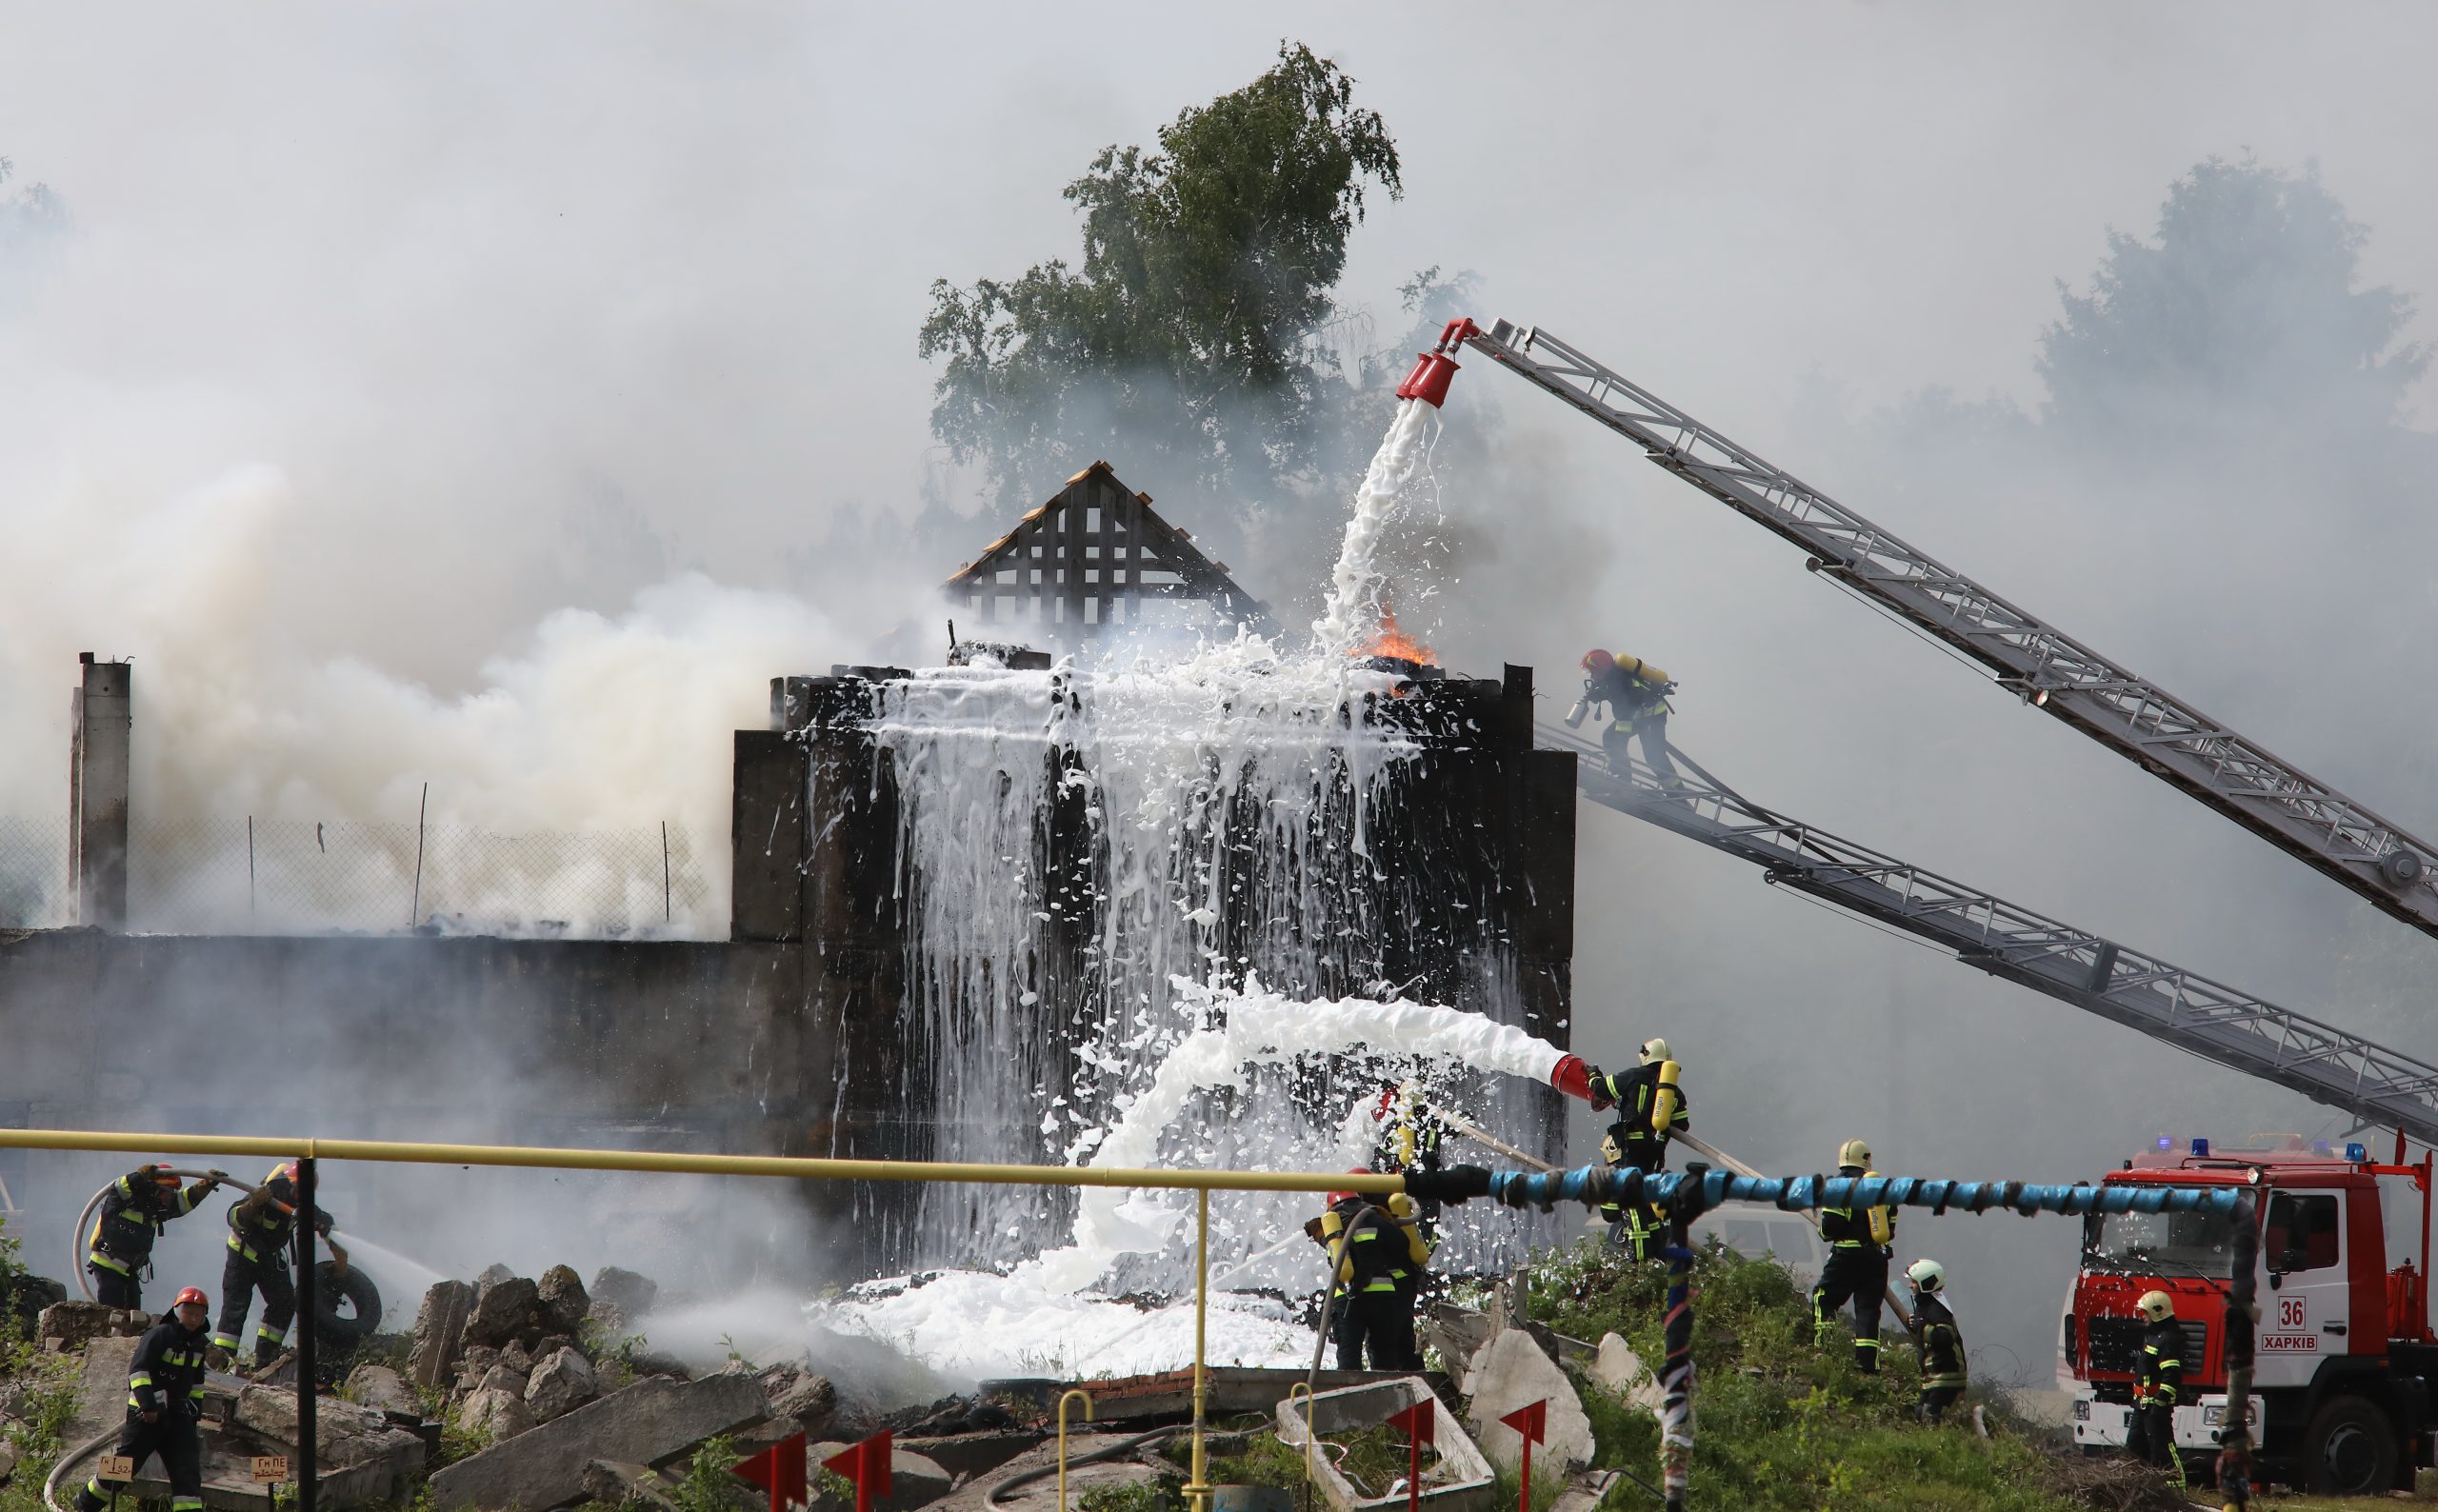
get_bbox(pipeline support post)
[1056,1390,1093,1512]
[1188,1188,1209,1512]
[295,1155,316,1512]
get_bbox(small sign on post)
[1499,1401,1549,1512]
[252,1456,291,1484]
[97,1456,135,1482]
[1384,1399,1435,1512]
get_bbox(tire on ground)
[311,1261,382,1346]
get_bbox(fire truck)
[2060,1138,2438,1492]
[1421,317,2438,1490]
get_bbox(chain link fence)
[0,812,718,937]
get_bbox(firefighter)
[85,1164,226,1311]
[76,1284,211,1512]
[1581,1040,1688,1261]
[1566,649,1679,784]
[1812,1138,1895,1373]
[1310,1179,1430,1370]
[1371,1080,1450,1243]
[212,1161,343,1369]
[2128,1289,2186,1482]
[1906,1259,1966,1423]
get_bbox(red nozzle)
[1549,1053,1594,1104]
[1393,319,1480,408]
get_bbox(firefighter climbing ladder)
[1447,317,2438,939]
[1543,715,2438,1147]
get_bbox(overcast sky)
[8,2,2438,1366]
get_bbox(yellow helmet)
[2138,1290,2175,1323]
[1601,1132,1623,1164]
[1838,1139,1871,1168]
[1640,1038,1671,1065]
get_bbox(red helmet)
[172,1286,209,1310]
[1581,648,1616,674]
[266,1161,297,1184]
[1326,1167,1369,1207]
[150,1164,182,1186]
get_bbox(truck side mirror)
[2268,1269,2284,1291]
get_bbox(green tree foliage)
[2038,155,2428,443]
[919,43,1401,527]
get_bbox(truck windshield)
[2084,1206,2239,1280]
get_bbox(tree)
[2038,156,2428,444]
[918,43,1401,532]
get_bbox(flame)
[1354,607,1438,666]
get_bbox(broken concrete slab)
[1588,1334,1665,1414]
[920,1439,1155,1512]
[537,1265,590,1337]
[897,1430,1045,1484]
[41,1301,142,1353]
[478,1363,531,1400]
[68,1334,141,1448]
[1465,1332,1593,1478]
[581,1458,679,1512]
[345,1363,422,1419]
[1279,1378,1497,1512]
[526,1346,597,1422]
[409,1280,473,1391]
[458,1384,537,1443]
[235,1383,427,1469]
[808,1441,951,1512]
[769,1370,837,1436]
[428,1369,769,1512]
[469,1275,540,1348]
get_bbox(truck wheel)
[2303,1394,2398,1495]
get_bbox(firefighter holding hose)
[76,1284,212,1512]
[1906,1259,1967,1422]
[85,1164,225,1312]
[211,1161,344,1369]
[1581,1040,1688,1261]
[1813,1138,1896,1373]
[1566,649,1679,784]
[1309,1177,1431,1370]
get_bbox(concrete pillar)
[70,653,130,931]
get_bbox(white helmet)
[1838,1138,1872,1168]
[1640,1038,1671,1064]
[1905,1258,1945,1293]
[2138,1290,2175,1323]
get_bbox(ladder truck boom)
[1542,719,2438,1146]
[1443,317,2438,941]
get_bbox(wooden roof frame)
[944,461,1274,637]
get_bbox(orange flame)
[1354,607,1438,666]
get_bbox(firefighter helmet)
[1581,648,1616,675]
[1838,1138,1872,1168]
[2138,1290,2175,1323]
[1640,1038,1671,1064]
[172,1286,209,1310]
[150,1164,182,1186]
[1326,1168,1369,1207]
[1905,1258,1945,1293]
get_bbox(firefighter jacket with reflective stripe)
[2136,1319,2185,1406]
[1914,1294,1965,1389]
[126,1319,210,1414]
[1591,1064,1688,1164]
[1819,1166,1894,1253]
[226,1179,331,1263]
[1585,662,1669,723]
[90,1173,209,1275]
[1324,1198,1432,1294]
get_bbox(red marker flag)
[822,1430,894,1512]
[1500,1401,1549,1512]
[1385,1399,1435,1512]
[733,1432,809,1512]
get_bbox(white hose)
[70,1169,259,1303]
[43,1427,122,1512]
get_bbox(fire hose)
[70,1169,375,1348]
[44,1427,125,1512]
[69,1168,261,1301]
[1398,1163,2261,1512]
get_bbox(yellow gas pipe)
[1057,1390,1094,1512]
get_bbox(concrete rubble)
[808,1439,953,1512]
[344,1362,422,1418]
[526,1344,599,1422]
[428,1369,770,1512]
[38,1300,150,1354]
[590,1265,659,1334]
[1465,1330,1594,1477]
[537,1264,591,1336]
[470,1274,543,1349]
[410,1279,474,1390]
[1588,1332,1666,1414]
[234,1383,429,1505]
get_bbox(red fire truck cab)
[2066,1137,2438,1493]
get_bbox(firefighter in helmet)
[1812,1138,1895,1373]
[211,1161,344,1369]
[85,1164,226,1311]
[2128,1289,2187,1482]
[1309,1175,1431,1370]
[77,1285,211,1512]
[1907,1258,1967,1423]
[1580,1039,1688,1260]
[1566,649,1679,784]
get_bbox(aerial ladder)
[1539,718,2438,1147]
[1406,318,2438,938]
